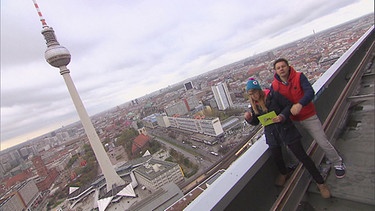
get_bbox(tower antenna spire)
[32,0,48,27]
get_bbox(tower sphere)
[41,26,71,68]
[45,45,71,68]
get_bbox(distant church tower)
[32,155,48,177]
[138,127,148,136]
[137,121,148,136]
[32,0,124,192]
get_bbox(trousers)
[271,140,324,184]
[294,114,343,167]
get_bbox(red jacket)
[272,66,316,121]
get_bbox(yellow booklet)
[257,111,277,126]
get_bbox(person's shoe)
[317,183,331,198]
[275,174,288,186]
[287,163,298,171]
[334,162,346,179]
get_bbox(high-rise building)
[211,82,233,110]
[183,81,194,91]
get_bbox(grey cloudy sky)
[1,0,373,150]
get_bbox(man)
[271,58,346,178]
[244,78,331,198]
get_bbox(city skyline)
[1,0,374,150]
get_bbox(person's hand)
[244,112,252,121]
[290,103,303,115]
[272,115,284,123]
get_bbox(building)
[142,114,159,129]
[165,101,189,117]
[31,155,59,192]
[184,81,194,91]
[167,116,224,137]
[1,170,33,191]
[0,180,43,211]
[31,156,48,177]
[131,134,151,156]
[211,82,233,110]
[163,96,201,117]
[156,115,171,128]
[128,182,183,211]
[35,168,58,191]
[133,159,184,192]
[66,155,185,210]
[183,96,200,111]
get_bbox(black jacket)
[246,89,301,148]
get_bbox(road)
[152,135,216,174]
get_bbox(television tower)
[32,0,124,192]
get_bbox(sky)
[1,0,373,151]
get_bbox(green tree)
[218,145,230,154]
[204,107,243,121]
[116,128,139,155]
[169,148,178,159]
[136,121,144,129]
[67,154,78,168]
[148,139,162,153]
[183,157,190,166]
[168,131,176,139]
